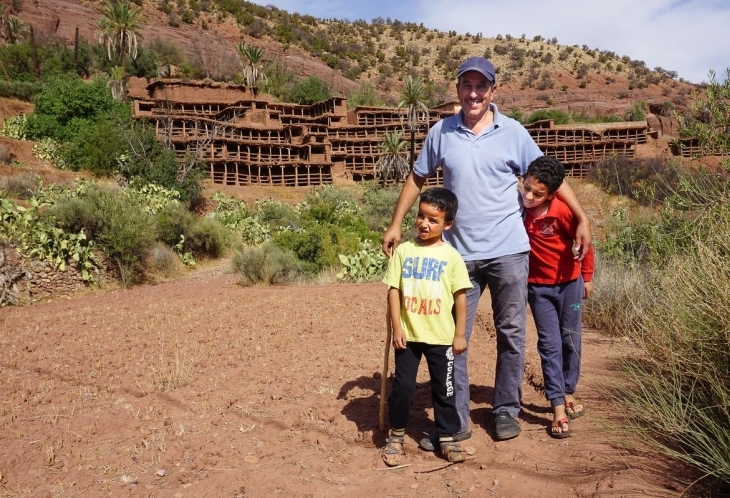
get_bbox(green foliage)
[583,164,730,490]
[32,138,68,169]
[26,74,128,142]
[675,68,730,155]
[0,80,42,101]
[257,58,300,101]
[336,240,387,282]
[286,76,331,104]
[187,217,229,258]
[232,242,304,286]
[523,108,570,125]
[0,113,29,140]
[0,193,98,281]
[587,156,682,206]
[624,100,647,121]
[116,124,204,207]
[375,130,410,184]
[347,82,385,108]
[0,173,41,199]
[93,190,157,287]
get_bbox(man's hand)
[574,219,592,261]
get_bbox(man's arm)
[555,180,592,261]
[381,172,426,255]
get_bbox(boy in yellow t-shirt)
[380,187,473,466]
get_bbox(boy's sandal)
[381,436,405,467]
[550,417,571,439]
[565,400,585,419]
[439,441,467,463]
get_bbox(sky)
[254,0,730,85]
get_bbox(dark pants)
[388,342,461,436]
[528,277,584,407]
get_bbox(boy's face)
[416,201,452,245]
[521,174,555,212]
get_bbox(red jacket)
[523,198,594,285]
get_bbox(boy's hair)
[420,187,458,222]
[526,156,566,193]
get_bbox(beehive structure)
[129,79,650,186]
[525,120,648,178]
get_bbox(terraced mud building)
[128,78,650,187]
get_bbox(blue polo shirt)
[413,104,542,261]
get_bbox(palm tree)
[375,130,410,185]
[398,75,429,169]
[6,15,27,44]
[97,0,142,71]
[236,42,267,87]
[107,66,126,101]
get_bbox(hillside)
[7,0,698,116]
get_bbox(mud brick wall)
[131,79,664,185]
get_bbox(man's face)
[456,71,495,125]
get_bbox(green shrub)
[523,108,570,125]
[586,166,730,490]
[587,156,683,206]
[0,80,42,101]
[146,242,183,278]
[286,75,331,104]
[360,184,419,236]
[155,201,196,246]
[26,74,126,142]
[187,217,229,258]
[47,187,109,240]
[337,240,387,282]
[0,173,41,199]
[624,100,647,121]
[95,192,156,287]
[272,222,362,272]
[232,242,304,286]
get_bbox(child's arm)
[388,287,407,349]
[452,289,467,355]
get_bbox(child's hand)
[392,329,407,349]
[583,280,594,299]
[452,336,467,355]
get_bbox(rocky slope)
[10,0,698,116]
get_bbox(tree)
[675,68,730,155]
[107,65,125,101]
[236,42,267,87]
[375,130,409,185]
[397,75,429,169]
[6,16,27,44]
[97,0,143,72]
[287,76,330,104]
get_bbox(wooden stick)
[378,300,392,432]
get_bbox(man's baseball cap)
[457,56,496,83]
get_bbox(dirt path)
[0,272,682,497]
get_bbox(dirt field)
[0,261,689,498]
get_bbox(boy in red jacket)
[521,156,594,438]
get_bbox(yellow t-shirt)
[382,241,472,346]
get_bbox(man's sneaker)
[419,429,472,451]
[494,411,521,441]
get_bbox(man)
[381,56,592,444]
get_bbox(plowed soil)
[0,263,688,498]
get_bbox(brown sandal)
[381,436,405,467]
[440,441,467,462]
